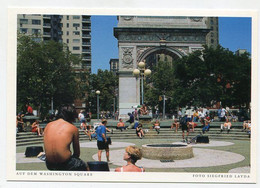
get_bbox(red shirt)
[27,106,33,114]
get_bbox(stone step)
[16,131,250,144]
[16,135,250,147]
[16,131,249,141]
[38,121,244,129]
[16,126,250,147]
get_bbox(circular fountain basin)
[141,144,194,160]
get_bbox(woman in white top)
[115,146,145,172]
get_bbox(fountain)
[141,144,194,160]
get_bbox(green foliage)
[145,45,251,113]
[17,35,81,117]
[87,69,118,113]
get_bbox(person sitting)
[31,120,43,136]
[86,118,92,130]
[80,119,88,130]
[84,128,97,141]
[221,118,232,133]
[170,119,179,132]
[140,104,149,115]
[192,110,199,122]
[78,110,85,123]
[202,116,211,134]
[136,123,144,139]
[231,113,238,122]
[153,119,160,134]
[116,118,127,131]
[242,120,251,132]
[25,103,34,115]
[126,112,135,129]
[16,113,25,132]
[115,146,145,172]
[188,121,198,132]
[44,106,88,171]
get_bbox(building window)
[19,28,28,33]
[32,37,41,42]
[73,46,80,50]
[73,16,80,19]
[73,31,80,35]
[211,39,214,43]
[67,31,69,35]
[67,23,69,28]
[73,23,80,27]
[67,16,69,20]
[73,39,80,43]
[20,19,28,24]
[67,39,69,43]
[32,19,41,25]
[32,29,41,34]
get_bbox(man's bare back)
[44,119,80,163]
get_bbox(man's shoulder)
[47,119,77,129]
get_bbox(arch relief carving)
[121,47,134,69]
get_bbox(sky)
[91,16,252,74]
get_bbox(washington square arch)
[113,16,219,116]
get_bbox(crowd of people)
[16,103,250,172]
[41,107,145,172]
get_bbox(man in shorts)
[44,107,88,171]
[96,119,110,162]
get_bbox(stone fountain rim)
[141,143,192,148]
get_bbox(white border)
[1,0,260,187]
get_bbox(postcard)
[4,2,258,186]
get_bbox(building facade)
[109,58,119,74]
[206,17,219,48]
[17,14,92,71]
[17,14,92,112]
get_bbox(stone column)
[118,46,140,118]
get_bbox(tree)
[173,45,251,108]
[87,69,118,114]
[145,60,176,113]
[145,45,251,112]
[17,35,81,118]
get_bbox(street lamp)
[96,90,100,120]
[133,61,152,105]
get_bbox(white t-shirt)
[221,108,226,117]
[78,112,85,120]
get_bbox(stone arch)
[137,47,186,64]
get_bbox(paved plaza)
[16,137,251,173]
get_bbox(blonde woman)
[115,146,145,172]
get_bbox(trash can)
[25,146,43,157]
[87,161,110,171]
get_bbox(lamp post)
[133,61,152,105]
[96,90,100,120]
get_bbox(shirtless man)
[140,104,148,115]
[116,118,127,131]
[44,107,88,171]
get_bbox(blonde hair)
[125,146,142,163]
